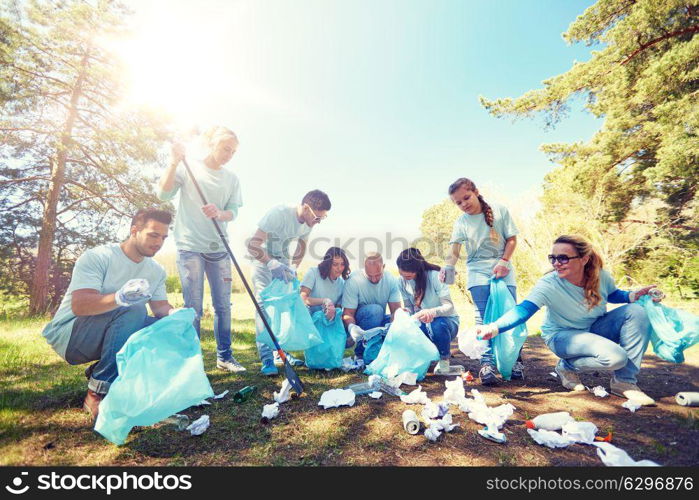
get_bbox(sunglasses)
[305,204,327,223]
[548,254,582,265]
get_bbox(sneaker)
[260,358,279,376]
[217,357,247,373]
[511,361,525,380]
[479,364,499,386]
[83,389,103,421]
[273,351,304,366]
[554,361,585,392]
[610,378,655,406]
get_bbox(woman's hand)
[475,323,499,340]
[323,298,336,320]
[171,142,186,165]
[492,259,510,279]
[630,285,664,303]
[413,309,436,323]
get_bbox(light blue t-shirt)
[399,270,459,322]
[342,271,401,311]
[158,159,243,253]
[525,269,618,342]
[300,266,345,314]
[256,205,313,263]
[449,201,519,288]
[42,243,168,360]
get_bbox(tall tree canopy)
[1,0,171,314]
[480,0,699,295]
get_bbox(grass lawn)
[1,292,698,466]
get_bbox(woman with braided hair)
[440,177,523,385]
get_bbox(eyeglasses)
[305,204,327,223]
[548,254,582,265]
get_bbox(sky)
[115,0,602,269]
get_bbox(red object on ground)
[462,371,474,382]
[595,432,613,442]
[524,420,535,429]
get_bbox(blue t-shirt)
[158,159,243,253]
[342,271,401,311]
[525,269,618,342]
[399,270,459,322]
[449,202,518,288]
[42,244,168,360]
[300,266,345,314]
[255,205,313,263]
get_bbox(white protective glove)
[348,324,365,342]
[322,298,336,320]
[492,259,510,279]
[266,259,296,282]
[629,285,664,303]
[115,279,151,307]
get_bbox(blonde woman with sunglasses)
[471,235,662,405]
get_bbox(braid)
[478,195,498,243]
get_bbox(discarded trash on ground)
[590,386,608,398]
[525,412,574,431]
[424,423,442,442]
[261,403,280,423]
[593,442,660,467]
[443,377,466,404]
[186,415,210,436]
[369,391,383,399]
[622,400,642,412]
[562,421,598,444]
[675,392,699,407]
[421,401,449,420]
[274,380,293,404]
[527,428,574,448]
[402,410,421,435]
[214,390,229,400]
[478,422,506,444]
[400,386,431,405]
[233,385,257,403]
[341,356,365,372]
[318,388,356,409]
[161,414,189,431]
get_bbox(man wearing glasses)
[247,189,331,375]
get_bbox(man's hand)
[267,259,296,282]
[115,279,152,307]
[201,203,222,220]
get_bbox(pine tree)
[1,0,171,314]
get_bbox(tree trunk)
[29,51,89,315]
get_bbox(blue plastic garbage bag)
[257,279,323,351]
[304,308,347,370]
[94,309,214,445]
[362,327,388,366]
[484,278,528,380]
[365,309,439,381]
[638,295,699,363]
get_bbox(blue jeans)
[177,250,233,361]
[548,303,650,384]
[252,262,277,363]
[469,284,522,367]
[65,304,158,395]
[418,316,459,359]
[354,304,391,358]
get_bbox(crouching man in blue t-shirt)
[42,209,177,421]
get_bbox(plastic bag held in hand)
[304,308,346,370]
[365,309,440,381]
[637,295,699,363]
[257,278,323,351]
[94,309,214,445]
[483,278,528,379]
[266,259,296,283]
[114,278,151,307]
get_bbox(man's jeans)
[353,304,391,358]
[548,303,651,384]
[65,304,158,395]
[418,316,459,360]
[469,284,522,367]
[252,262,277,363]
[177,250,233,362]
